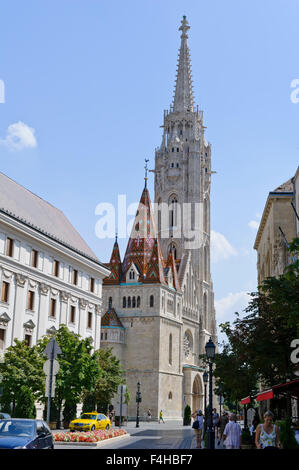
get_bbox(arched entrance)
[192,374,203,412]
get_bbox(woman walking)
[192,410,204,449]
[255,410,282,449]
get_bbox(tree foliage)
[213,238,299,400]
[94,348,124,412]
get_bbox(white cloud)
[248,220,260,230]
[215,291,250,320]
[210,230,237,263]
[0,121,37,151]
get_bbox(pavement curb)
[54,433,130,448]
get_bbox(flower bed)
[53,428,127,443]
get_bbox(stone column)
[11,273,27,344]
[79,298,87,337]
[37,283,50,339]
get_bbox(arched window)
[137,296,141,308]
[169,334,172,365]
[150,295,154,307]
[128,296,131,308]
[132,296,136,308]
[129,270,135,280]
[108,297,112,308]
[123,297,126,308]
[168,391,173,400]
[169,195,178,228]
[169,243,177,260]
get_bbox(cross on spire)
[144,158,149,187]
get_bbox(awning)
[241,396,251,405]
[256,390,274,402]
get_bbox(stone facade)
[101,17,217,421]
[254,177,295,283]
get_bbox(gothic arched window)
[123,297,126,308]
[128,296,131,308]
[137,296,141,308]
[132,296,136,308]
[169,195,178,228]
[150,295,154,308]
[169,243,177,260]
[108,297,112,308]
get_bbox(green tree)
[0,339,45,415]
[14,385,36,419]
[94,348,124,412]
[36,325,101,427]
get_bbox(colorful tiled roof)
[101,308,124,328]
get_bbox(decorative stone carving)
[183,331,193,359]
[29,279,37,289]
[51,288,59,297]
[23,319,35,333]
[40,283,50,295]
[79,298,88,309]
[2,269,13,280]
[0,312,11,327]
[61,291,70,303]
[16,273,27,287]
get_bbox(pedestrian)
[212,408,220,438]
[255,410,282,449]
[146,409,151,422]
[192,410,204,449]
[218,412,229,445]
[223,413,242,449]
[159,410,165,424]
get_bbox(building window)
[49,298,56,318]
[31,249,38,268]
[53,260,59,277]
[123,297,126,308]
[27,290,35,311]
[0,329,5,350]
[169,334,172,365]
[87,312,92,329]
[70,306,76,323]
[150,295,154,307]
[132,296,136,308]
[108,297,113,308]
[128,296,131,308]
[177,147,179,152]
[171,162,174,168]
[168,391,173,400]
[105,332,107,340]
[24,334,31,347]
[1,282,9,303]
[6,237,13,257]
[90,277,95,293]
[72,269,78,285]
[137,296,141,308]
[129,270,135,280]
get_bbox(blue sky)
[0,0,298,344]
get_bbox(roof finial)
[115,232,118,243]
[179,15,190,38]
[144,158,149,188]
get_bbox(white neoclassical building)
[0,171,110,356]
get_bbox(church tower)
[154,16,217,345]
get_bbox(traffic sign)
[43,359,60,376]
[43,337,62,359]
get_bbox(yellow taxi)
[69,412,111,432]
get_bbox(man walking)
[223,413,242,449]
[159,410,165,423]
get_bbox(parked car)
[0,419,54,449]
[69,412,111,432]
[0,413,11,420]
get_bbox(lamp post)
[136,381,141,428]
[203,370,208,439]
[205,337,216,449]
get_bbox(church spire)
[173,16,194,113]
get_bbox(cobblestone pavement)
[54,421,226,450]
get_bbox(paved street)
[54,421,226,450]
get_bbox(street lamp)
[203,370,208,439]
[136,381,141,428]
[205,337,216,449]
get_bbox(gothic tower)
[154,16,217,347]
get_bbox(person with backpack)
[192,410,204,449]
